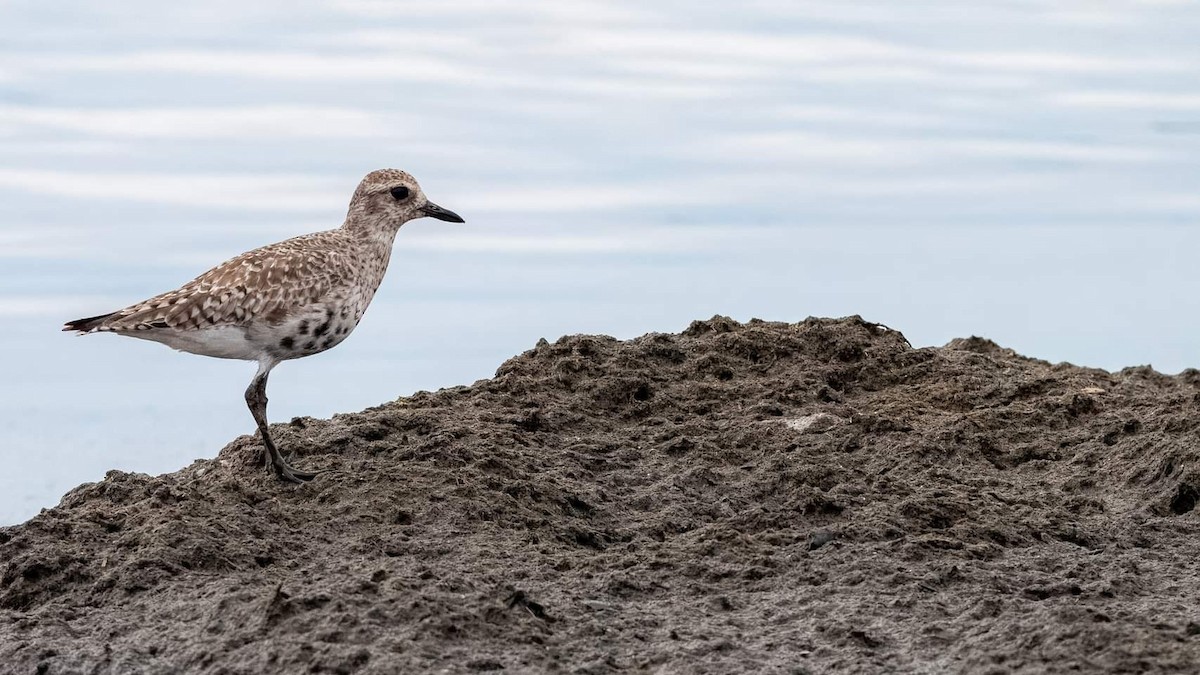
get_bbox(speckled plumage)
[71,228,387,362]
[66,169,420,355]
[96,229,366,332]
[64,168,465,483]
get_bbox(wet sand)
[3,316,1199,673]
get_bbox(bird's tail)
[63,312,117,333]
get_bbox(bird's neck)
[342,215,402,250]
[337,223,397,289]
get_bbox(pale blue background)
[2,1,1199,524]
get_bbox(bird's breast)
[256,296,369,361]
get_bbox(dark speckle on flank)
[322,337,334,349]
[279,336,295,350]
[305,340,316,350]
[298,321,309,335]
[313,309,334,338]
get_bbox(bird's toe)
[272,460,318,484]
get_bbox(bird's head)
[345,168,464,235]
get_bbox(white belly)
[121,325,264,361]
[115,298,367,363]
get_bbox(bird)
[63,169,464,483]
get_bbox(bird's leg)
[245,367,317,484]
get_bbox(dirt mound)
[4,316,1200,673]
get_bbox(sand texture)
[3,316,1200,673]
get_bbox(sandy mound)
[3,316,1200,673]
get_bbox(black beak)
[419,201,465,223]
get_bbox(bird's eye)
[390,186,410,201]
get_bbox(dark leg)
[245,366,317,483]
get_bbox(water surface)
[2,0,1199,523]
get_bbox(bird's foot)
[264,447,318,483]
[273,459,318,484]
[258,426,318,483]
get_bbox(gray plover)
[63,169,464,483]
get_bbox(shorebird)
[63,169,464,483]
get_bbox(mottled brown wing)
[98,231,354,332]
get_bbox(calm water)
[2,1,1200,524]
